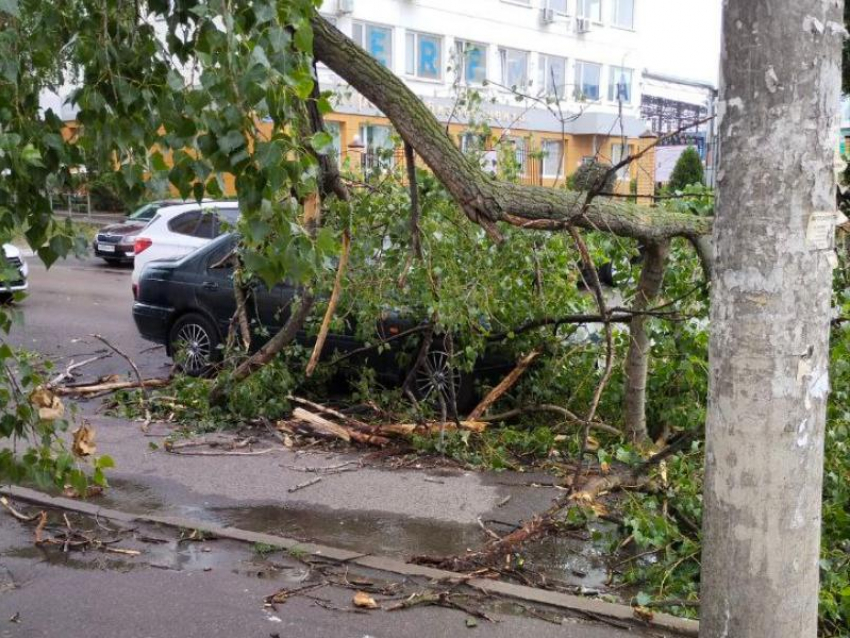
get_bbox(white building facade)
[318,0,651,187]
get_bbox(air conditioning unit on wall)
[540,7,556,24]
[576,18,592,33]
[337,0,354,15]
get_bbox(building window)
[360,124,395,170]
[405,31,443,80]
[499,47,529,89]
[538,54,567,98]
[548,0,569,14]
[457,40,487,85]
[352,21,393,68]
[504,136,527,176]
[578,0,602,21]
[542,139,564,177]
[460,132,487,155]
[610,143,630,180]
[574,61,602,101]
[608,66,633,103]
[612,0,635,29]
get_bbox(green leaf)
[310,131,333,154]
[218,130,246,154]
[465,618,478,628]
[293,24,313,52]
[150,152,168,172]
[21,144,43,167]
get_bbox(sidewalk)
[0,498,665,638]
[0,403,698,637]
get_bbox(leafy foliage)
[667,147,704,192]
[0,0,329,485]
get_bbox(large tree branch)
[311,15,713,244]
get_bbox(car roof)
[152,201,239,218]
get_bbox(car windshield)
[128,203,158,221]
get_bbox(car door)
[194,236,284,345]
[194,240,238,339]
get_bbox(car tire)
[0,292,13,305]
[169,313,221,376]
[410,337,476,415]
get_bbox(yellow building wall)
[63,113,649,200]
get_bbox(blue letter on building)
[466,47,482,83]
[419,39,438,77]
[369,28,388,67]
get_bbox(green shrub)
[668,147,704,192]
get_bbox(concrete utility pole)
[700,1,843,636]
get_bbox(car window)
[138,206,159,221]
[168,210,202,236]
[193,211,217,239]
[168,207,239,238]
[129,203,155,221]
[218,208,239,229]
[203,236,237,281]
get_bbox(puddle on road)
[521,529,613,592]
[5,545,145,573]
[84,476,617,592]
[211,503,483,558]
[3,529,308,585]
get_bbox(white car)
[131,201,240,295]
[1,244,29,301]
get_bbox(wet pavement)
[0,255,664,636]
[0,505,670,638]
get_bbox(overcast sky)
[641,0,723,86]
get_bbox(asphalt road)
[0,254,680,637]
[7,254,169,380]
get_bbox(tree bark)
[700,2,842,636]
[311,16,712,245]
[623,241,669,443]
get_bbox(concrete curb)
[1,485,699,637]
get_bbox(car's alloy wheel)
[170,315,219,376]
[415,348,462,410]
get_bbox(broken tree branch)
[290,407,390,446]
[306,228,351,377]
[55,378,170,396]
[477,405,620,436]
[233,269,252,350]
[404,141,422,260]
[47,354,111,388]
[467,348,541,421]
[90,334,147,399]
